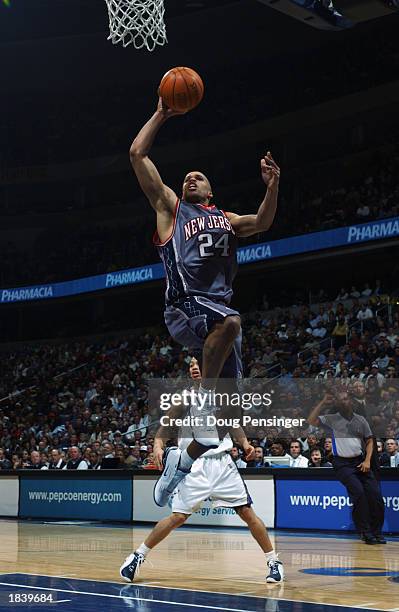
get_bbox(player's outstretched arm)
[130,98,184,215]
[226,152,280,238]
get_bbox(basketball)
[158,67,204,113]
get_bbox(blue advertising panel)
[0,264,165,304]
[1,216,398,303]
[276,479,399,532]
[19,477,132,521]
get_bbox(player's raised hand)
[156,96,187,119]
[261,151,280,190]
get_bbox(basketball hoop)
[104,0,167,51]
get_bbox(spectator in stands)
[63,446,89,470]
[142,452,157,469]
[0,448,12,470]
[386,327,398,348]
[102,442,115,458]
[262,345,278,368]
[12,455,22,470]
[323,437,334,463]
[312,321,327,340]
[88,450,102,470]
[247,446,265,468]
[351,381,369,415]
[335,288,349,302]
[350,287,361,299]
[268,440,290,460]
[308,447,332,467]
[25,450,44,470]
[366,364,385,388]
[356,204,370,219]
[361,284,373,298]
[43,448,66,470]
[126,447,142,468]
[139,445,149,465]
[357,304,374,330]
[115,448,129,469]
[332,316,349,349]
[376,440,390,467]
[302,434,319,458]
[20,450,30,469]
[289,440,308,467]
[230,447,247,468]
[384,439,399,467]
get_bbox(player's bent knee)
[235,505,255,523]
[223,316,241,339]
[171,512,189,527]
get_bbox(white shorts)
[171,453,251,515]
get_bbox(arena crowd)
[0,281,398,471]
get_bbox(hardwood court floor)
[0,520,398,611]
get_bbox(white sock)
[265,549,278,563]
[136,543,151,557]
[179,448,195,472]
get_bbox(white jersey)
[176,386,233,457]
[171,396,249,515]
[178,434,233,457]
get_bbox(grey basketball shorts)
[164,295,242,379]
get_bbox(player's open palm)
[261,151,280,189]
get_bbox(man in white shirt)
[289,440,308,467]
[312,322,327,339]
[366,364,385,388]
[385,439,399,467]
[386,328,398,348]
[357,305,373,321]
[41,449,66,470]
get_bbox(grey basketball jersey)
[154,199,238,305]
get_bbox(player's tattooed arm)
[129,98,178,215]
[225,152,280,237]
[230,426,255,462]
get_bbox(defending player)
[119,358,284,584]
[130,97,280,505]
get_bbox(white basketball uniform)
[171,433,252,515]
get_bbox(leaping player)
[120,357,284,584]
[130,97,280,506]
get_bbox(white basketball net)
[104,0,167,51]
